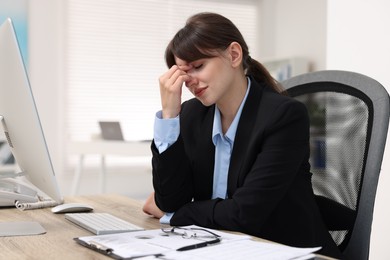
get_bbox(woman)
[143,12,341,258]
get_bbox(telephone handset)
[0,178,38,207]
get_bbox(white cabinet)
[262,57,309,81]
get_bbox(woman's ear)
[227,42,243,68]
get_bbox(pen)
[129,253,165,259]
[176,237,221,251]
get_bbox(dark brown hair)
[165,12,284,94]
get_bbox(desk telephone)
[0,178,38,207]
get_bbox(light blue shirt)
[154,78,251,223]
[211,78,250,198]
[153,110,180,154]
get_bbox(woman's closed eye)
[192,64,203,70]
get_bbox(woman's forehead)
[174,56,189,66]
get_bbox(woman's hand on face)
[159,65,192,119]
[142,192,165,219]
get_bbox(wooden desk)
[68,141,151,195]
[0,194,334,259]
[0,194,158,259]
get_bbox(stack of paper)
[75,225,321,260]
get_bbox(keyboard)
[65,212,144,235]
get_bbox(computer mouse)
[51,203,94,214]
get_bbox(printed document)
[75,225,321,259]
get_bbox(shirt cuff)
[159,212,174,225]
[153,111,180,154]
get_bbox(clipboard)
[74,238,122,259]
[72,225,246,259]
[74,237,169,259]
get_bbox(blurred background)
[1,0,390,258]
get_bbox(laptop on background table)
[98,121,124,141]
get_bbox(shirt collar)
[212,77,251,145]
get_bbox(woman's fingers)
[160,66,190,91]
[159,65,191,118]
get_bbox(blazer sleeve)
[151,136,194,212]
[152,99,214,213]
[170,98,312,233]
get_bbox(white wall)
[326,1,390,259]
[259,0,327,71]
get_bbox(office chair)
[281,70,389,260]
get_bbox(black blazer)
[151,78,341,258]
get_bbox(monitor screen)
[0,18,63,206]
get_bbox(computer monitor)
[0,18,63,206]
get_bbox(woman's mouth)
[194,87,207,97]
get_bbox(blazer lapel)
[193,105,216,200]
[227,80,264,196]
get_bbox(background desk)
[68,141,151,195]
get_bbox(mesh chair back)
[281,70,389,260]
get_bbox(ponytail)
[244,56,285,94]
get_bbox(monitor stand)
[0,221,46,237]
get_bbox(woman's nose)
[185,76,197,88]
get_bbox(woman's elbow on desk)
[142,192,165,219]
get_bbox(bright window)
[65,0,260,141]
